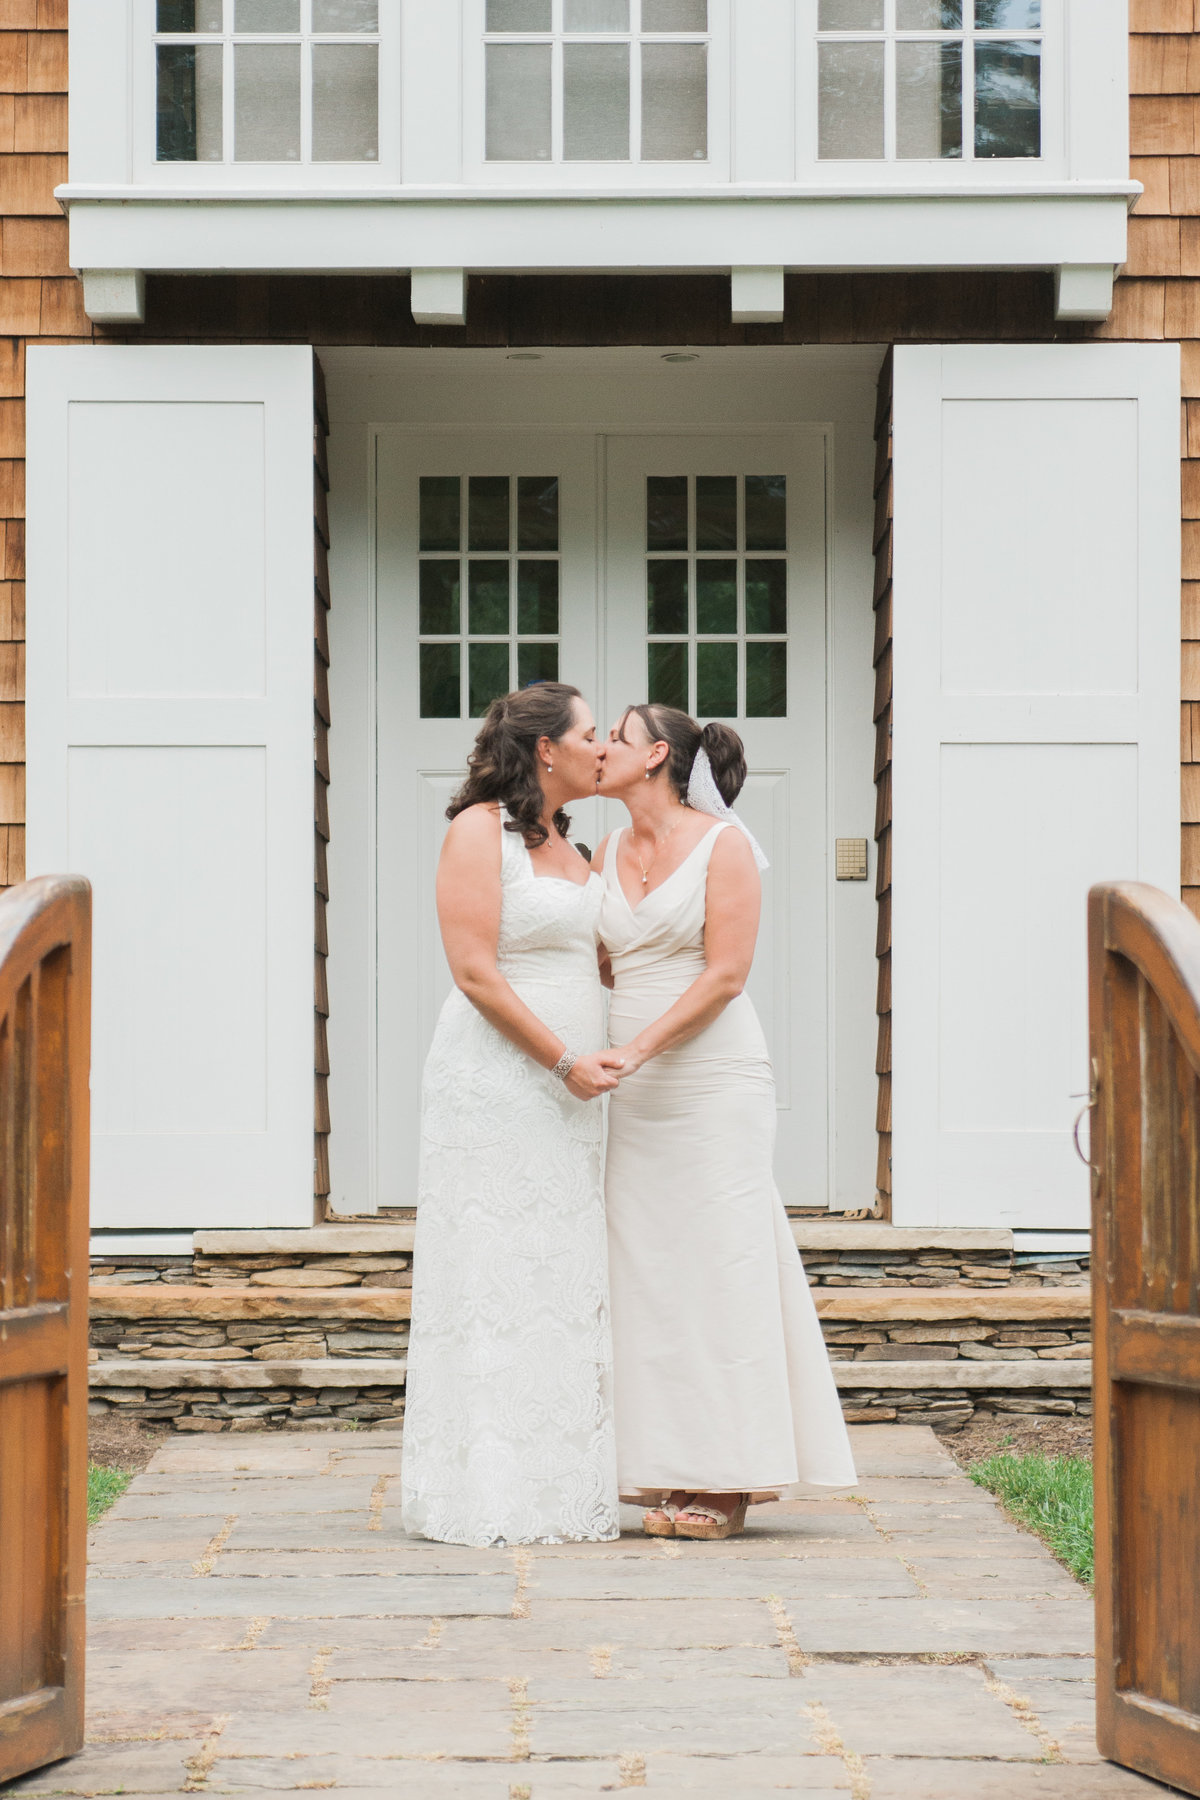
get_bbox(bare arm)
[591,833,616,990]
[438,806,622,1100]
[609,827,760,1074]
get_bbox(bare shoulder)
[442,803,503,863]
[708,822,758,876]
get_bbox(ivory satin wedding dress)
[599,821,857,1498]
[401,809,620,1547]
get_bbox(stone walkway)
[6,1426,1181,1799]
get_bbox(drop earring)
[645,766,652,780]
[547,762,553,774]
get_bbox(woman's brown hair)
[617,704,747,806]
[447,683,583,848]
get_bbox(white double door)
[376,427,829,1208]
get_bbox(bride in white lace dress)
[400,683,624,1548]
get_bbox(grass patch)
[968,1450,1093,1585]
[87,1462,132,1525]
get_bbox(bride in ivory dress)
[593,703,857,1540]
[401,683,625,1548]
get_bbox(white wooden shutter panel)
[26,346,315,1229]
[891,344,1180,1230]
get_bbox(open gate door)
[1090,881,1200,1796]
[0,876,91,1785]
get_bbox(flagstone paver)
[2,1425,1181,1800]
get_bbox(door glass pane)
[641,42,707,160]
[697,642,737,718]
[235,43,301,159]
[517,562,560,633]
[157,44,223,160]
[648,641,688,710]
[312,0,378,26]
[696,561,736,634]
[974,40,1040,157]
[564,43,630,160]
[468,476,510,551]
[420,476,461,552]
[158,1,223,28]
[312,44,378,161]
[818,0,883,24]
[695,476,736,550]
[518,642,560,686]
[746,641,787,717]
[745,562,787,635]
[419,562,460,635]
[564,0,629,26]
[487,0,552,25]
[896,40,962,159]
[469,643,512,717]
[517,477,559,550]
[973,0,1038,22]
[896,0,961,22]
[744,476,786,551]
[236,0,298,25]
[647,476,688,550]
[420,643,460,718]
[643,0,707,27]
[468,562,511,634]
[486,43,553,159]
[647,560,688,633]
[819,41,884,158]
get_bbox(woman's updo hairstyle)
[618,704,747,806]
[447,682,583,848]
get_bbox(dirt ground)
[88,1413,172,1473]
[946,1413,1093,1467]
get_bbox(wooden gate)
[0,877,91,1786]
[1089,880,1200,1795]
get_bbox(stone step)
[191,1221,1015,1257]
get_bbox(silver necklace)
[633,810,688,885]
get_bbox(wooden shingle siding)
[313,354,331,1212]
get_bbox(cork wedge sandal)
[642,1492,694,1538]
[673,1494,750,1541]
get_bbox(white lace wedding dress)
[400,807,620,1547]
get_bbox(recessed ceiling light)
[662,352,700,363]
[507,352,543,361]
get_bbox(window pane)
[564,0,629,26]
[235,44,301,159]
[312,0,378,26]
[518,642,560,686]
[469,643,512,717]
[695,475,736,550]
[647,475,688,550]
[818,0,883,25]
[312,44,378,160]
[696,561,736,634]
[896,0,961,23]
[642,0,707,26]
[819,41,884,158]
[468,476,510,551]
[486,44,552,159]
[697,642,736,718]
[420,643,460,718]
[419,562,460,635]
[517,561,560,633]
[157,44,223,160]
[235,0,298,25]
[468,561,511,634]
[897,40,962,159]
[647,560,688,633]
[744,476,786,551]
[974,39,1040,157]
[648,641,688,711]
[420,476,460,552]
[158,1,223,29]
[746,642,787,718]
[564,43,630,160]
[745,561,787,634]
[641,42,707,160]
[517,476,559,550]
[973,0,1039,22]
[487,0,552,25]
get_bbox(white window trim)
[462,0,733,187]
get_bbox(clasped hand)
[564,1049,627,1101]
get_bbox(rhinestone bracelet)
[550,1049,578,1082]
